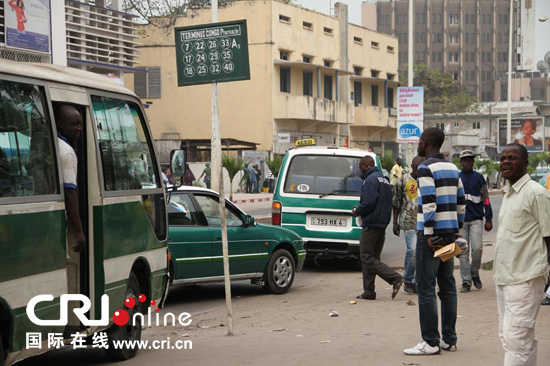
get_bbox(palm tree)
[222,154,245,201]
[265,155,284,178]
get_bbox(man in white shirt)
[495,143,550,366]
[55,105,85,330]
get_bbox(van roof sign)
[295,138,316,147]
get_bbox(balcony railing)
[354,105,396,128]
[65,0,140,69]
[274,95,353,124]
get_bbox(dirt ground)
[131,265,550,366]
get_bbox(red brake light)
[272,201,282,226]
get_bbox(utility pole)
[211,0,233,336]
[506,0,513,143]
[407,0,414,167]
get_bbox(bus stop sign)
[175,20,250,86]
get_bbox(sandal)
[392,278,404,300]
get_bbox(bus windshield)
[283,155,364,195]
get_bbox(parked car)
[166,186,305,294]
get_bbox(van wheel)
[105,273,143,361]
[264,249,295,294]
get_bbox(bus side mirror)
[170,149,186,176]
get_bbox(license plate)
[311,217,347,227]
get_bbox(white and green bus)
[272,145,382,262]
[0,60,169,365]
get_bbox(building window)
[371,84,379,106]
[302,55,311,63]
[436,123,445,130]
[387,46,394,53]
[387,87,394,108]
[473,122,481,129]
[303,21,313,30]
[387,73,395,80]
[453,72,459,81]
[354,66,363,76]
[134,66,161,99]
[303,71,313,96]
[449,52,459,63]
[280,50,289,60]
[454,122,460,128]
[371,41,379,48]
[324,27,333,35]
[354,81,362,106]
[354,36,363,44]
[324,60,332,67]
[324,75,333,100]
[280,67,290,93]
[371,70,380,78]
[279,14,291,23]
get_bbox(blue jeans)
[459,220,484,284]
[404,229,416,284]
[416,232,458,347]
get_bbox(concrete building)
[495,70,550,102]
[0,0,139,79]
[362,0,537,102]
[425,101,548,159]
[124,0,400,162]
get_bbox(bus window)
[0,80,58,198]
[92,96,158,191]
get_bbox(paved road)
[248,194,503,269]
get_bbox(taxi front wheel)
[264,249,295,294]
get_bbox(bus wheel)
[105,273,143,361]
[0,332,4,366]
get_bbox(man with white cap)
[458,150,493,293]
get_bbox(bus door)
[89,93,167,318]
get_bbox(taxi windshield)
[283,155,363,195]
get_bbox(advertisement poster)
[498,117,544,152]
[5,0,51,54]
[397,87,424,143]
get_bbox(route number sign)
[175,20,250,86]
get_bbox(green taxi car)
[166,186,305,294]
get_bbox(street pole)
[407,0,414,167]
[506,0,513,144]
[211,0,233,336]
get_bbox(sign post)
[175,15,250,337]
[397,87,424,144]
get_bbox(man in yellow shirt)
[495,143,550,366]
[391,157,403,185]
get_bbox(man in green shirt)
[495,143,550,366]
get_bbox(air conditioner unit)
[389,108,398,116]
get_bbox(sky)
[295,0,550,67]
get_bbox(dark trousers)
[416,232,458,347]
[360,226,402,297]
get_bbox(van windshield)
[283,155,363,195]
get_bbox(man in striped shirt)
[404,128,466,356]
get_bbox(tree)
[265,155,284,178]
[222,154,245,201]
[123,0,294,28]
[402,63,476,115]
[379,150,394,173]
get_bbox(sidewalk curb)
[231,196,272,205]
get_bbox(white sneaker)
[403,341,441,355]
[440,340,457,352]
